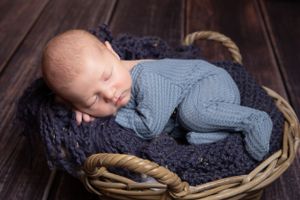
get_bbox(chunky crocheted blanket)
[16,24,284,185]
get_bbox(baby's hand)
[74,110,95,125]
[54,95,95,125]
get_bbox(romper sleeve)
[115,71,183,140]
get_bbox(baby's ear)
[104,41,120,60]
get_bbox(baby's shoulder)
[133,58,218,73]
[135,58,216,68]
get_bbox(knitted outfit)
[116,59,273,161]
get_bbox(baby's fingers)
[85,114,96,122]
[83,113,93,123]
[75,110,83,125]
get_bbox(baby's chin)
[92,112,115,118]
[90,108,118,118]
[118,92,131,107]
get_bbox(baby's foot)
[243,111,273,161]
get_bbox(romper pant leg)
[178,71,273,161]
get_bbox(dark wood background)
[0,0,299,199]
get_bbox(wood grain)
[0,0,116,199]
[186,0,298,200]
[47,171,98,200]
[186,0,287,98]
[259,0,300,116]
[0,0,49,73]
[0,135,49,199]
[0,0,298,199]
[110,0,184,47]
[258,0,300,199]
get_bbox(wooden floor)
[0,0,299,199]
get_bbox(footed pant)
[178,72,273,161]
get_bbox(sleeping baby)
[41,29,273,161]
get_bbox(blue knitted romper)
[115,59,273,161]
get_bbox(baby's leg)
[178,73,273,161]
[186,131,230,144]
[178,70,241,132]
[181,101,273,161]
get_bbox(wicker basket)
[80,31,300,200]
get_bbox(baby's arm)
[115,72,182,139]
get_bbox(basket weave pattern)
[80,31,300,200]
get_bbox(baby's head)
[42,30,132,117]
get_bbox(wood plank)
[0,138,49,199]
[259,0,300,116]
[0,0,116,199]
[110,0,184,47]
[47,171,98,200]
[0,0,49,73]
[186,0,287,98]
[49,0,185,199]
[257,0,300,199]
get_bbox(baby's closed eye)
[103,67,113,81]
[86,95,98,108]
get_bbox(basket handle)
[83,153,190,198]
[183,30,243,65]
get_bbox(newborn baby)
[42,29,273,161]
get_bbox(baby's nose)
[102,87,115,102]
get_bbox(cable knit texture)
[16,24,284,185]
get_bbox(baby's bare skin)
[42,29,152,125]
[53,59,142,125]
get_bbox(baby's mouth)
[115,94,124,105]
[115,91,128,106]
[112,93,122,105]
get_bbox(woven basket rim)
[80,31,300,200]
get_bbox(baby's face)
[62,44,132,117]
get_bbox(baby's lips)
[116,95,125,106]
[112,96,119,105]
[113,93,123,105]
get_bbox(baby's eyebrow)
[100,66,113,80]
